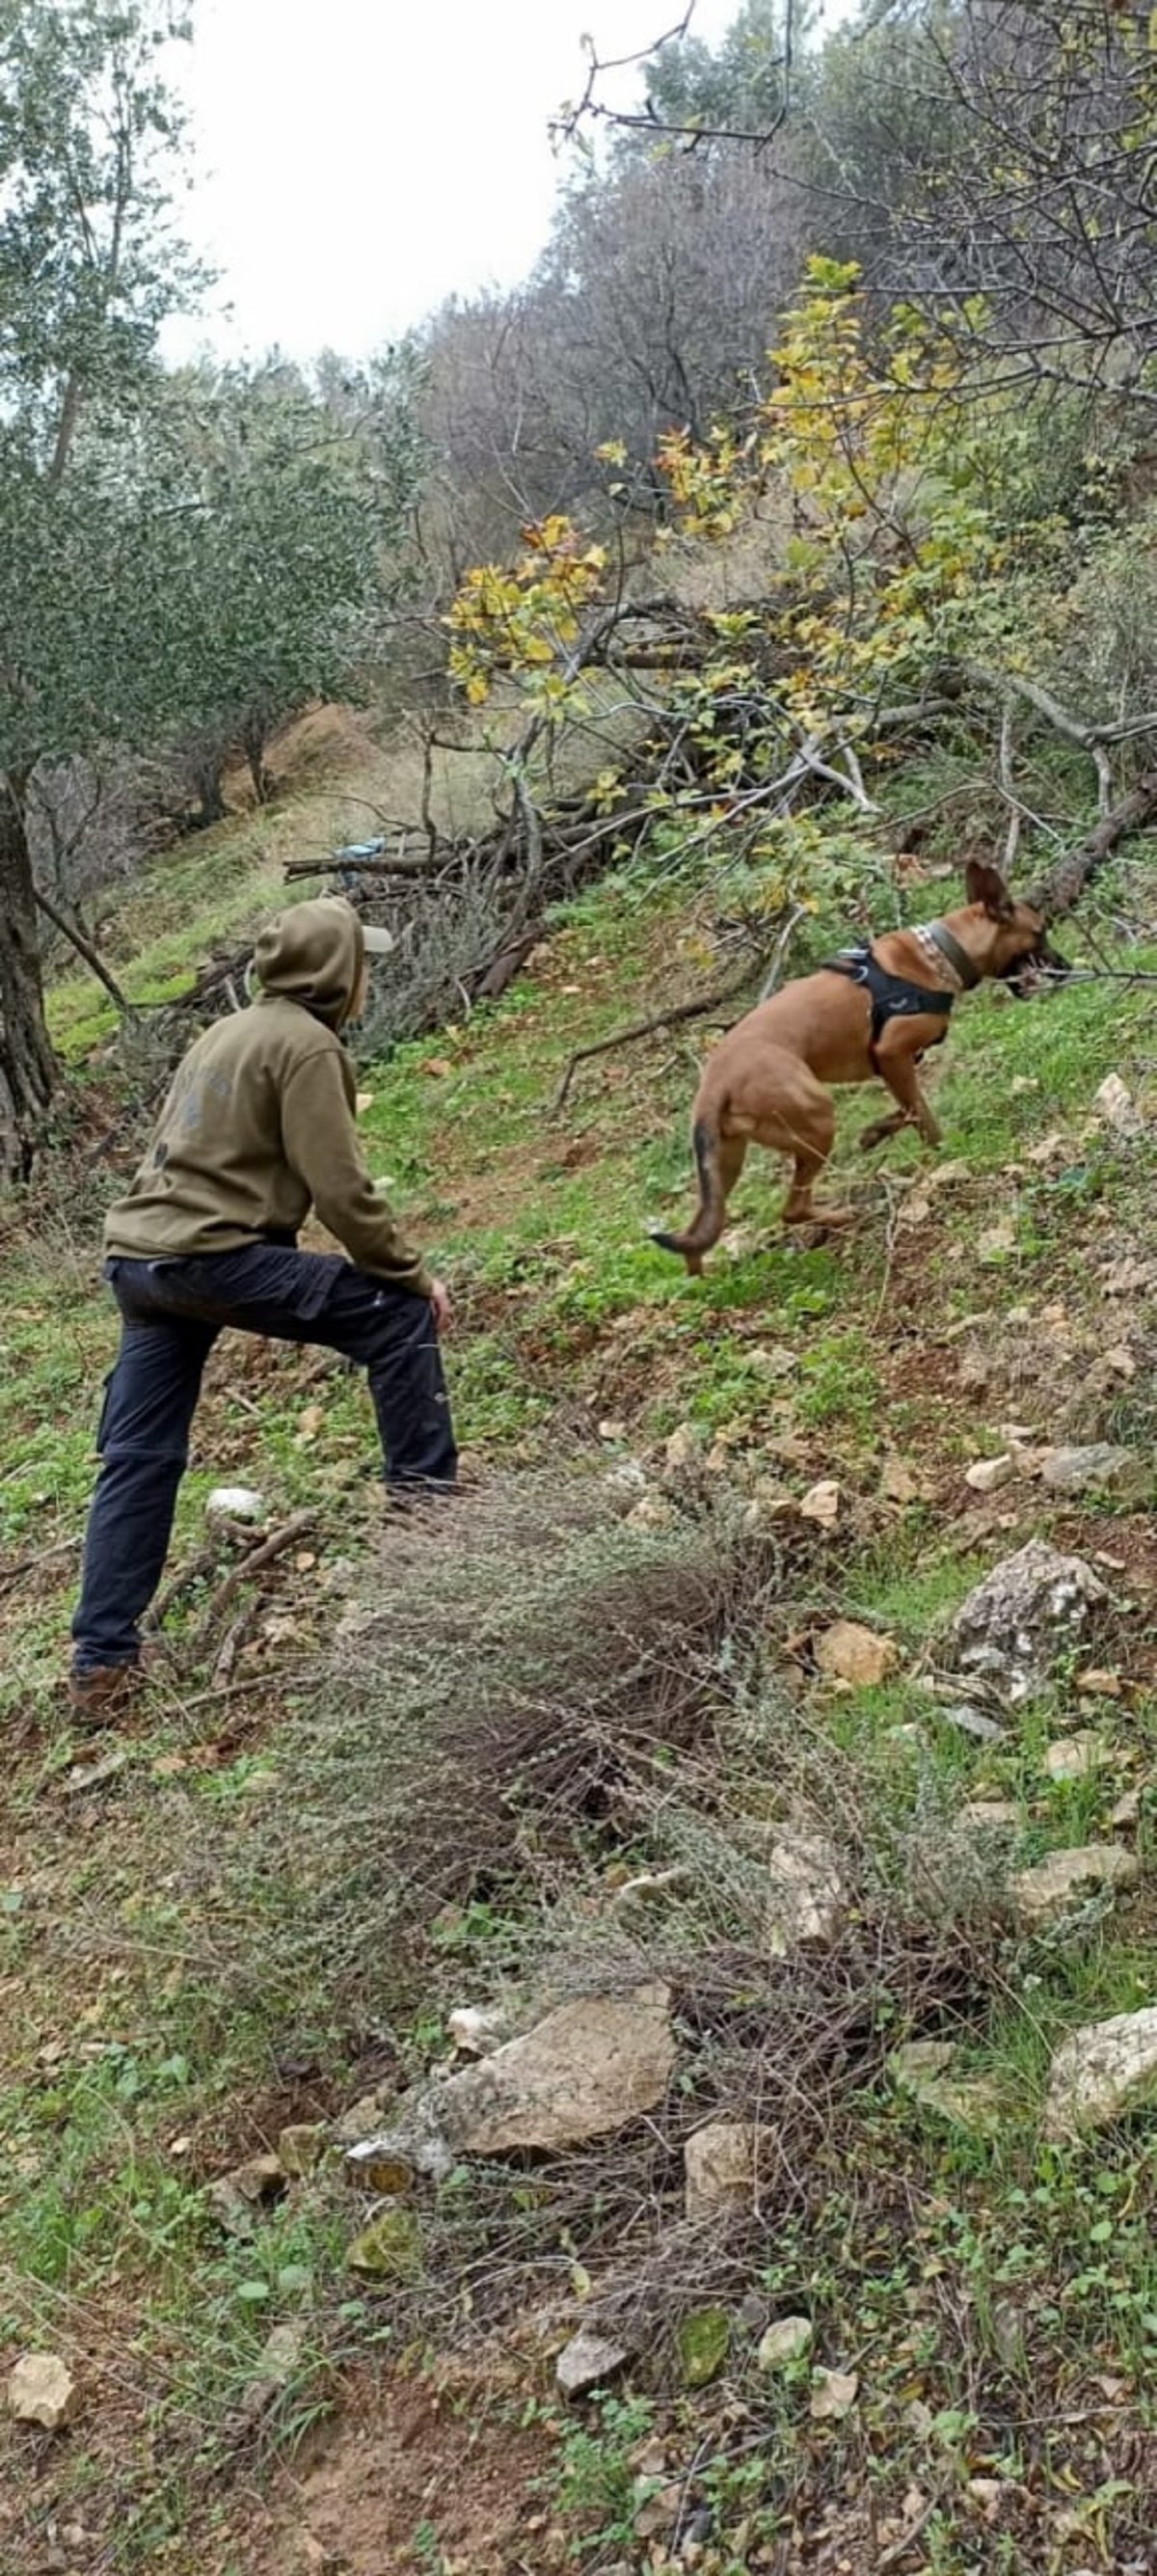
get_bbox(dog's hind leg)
[774,1092,855,1229]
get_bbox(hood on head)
[252,897,365,1025]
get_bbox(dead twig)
[0,1535,83,1591]
[552,911,804,1114]
[213,1603,259,1687]
[185,1511,317,1664]
[552,963,758,1114]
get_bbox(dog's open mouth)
[1004,942,1069,999]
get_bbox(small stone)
[968,2478,1008,2518]
[256,2322,307,2378]
[1045,2004,1157,2133]
[1093,1072,1142,1135]
[765,1830,846,1951]
[743,1484,797,1529]
[345,2208,423,2280]
[959,1800,1021,1831]
[890,2041,1006,2133]
[229,2153,286,2205]
[1025,1131,1069,1166]
[799,1479,842,1529]
[235,2319,309,2427]
[446,2005,511,2056]
[1076,1668,1123,1698]
[1044,1732,1107,1781]
[748,1342,796,1379]
[426,1983,675,2156]
[1038,1444,1145,1498]
[64,1747,130,1796]
[625,1496,675,1532]
[207,2152,286,2235]
[941,1703,1006,1744]
[757,2316,814,2371]
[663,1424,700,1472]
[878,1457,928,1505]
[333,2087,393,2144]
[633,2476,683,2541]
[977,1220,1016,1261]
[964,1454,1014,1493]
[678,2306,730,2387]
[1012,1843,1138,1929]
[1111,1786,1143,1830]
[555,2330,630,2400]
[7,2354,77,2429]
[809,2366,858,2421]
[684,2121,755,2221]
[278,2124,328,2177]
[953,1539,1107,1704]
[205,1485,265,1524]
[604,1458,648,1513]
[814,1620,899,1689]
[343,2144,417,2195]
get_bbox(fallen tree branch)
[185,1510,317,1663]
[34,886,134,1016]
[552,910,804,1113]
[1026,769,1157,917]
[962,663,1116,817]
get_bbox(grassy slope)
[4,771,1157,2571]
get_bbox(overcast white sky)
[163,0,741,367]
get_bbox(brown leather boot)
[66,1664,146,1727]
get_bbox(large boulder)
[951,1540,1106,1704]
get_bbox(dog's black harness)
[822,944,957,1054]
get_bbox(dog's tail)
[651,1115,727,1271]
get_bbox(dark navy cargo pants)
[71,1246,458,1674]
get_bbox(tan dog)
[653,861,1060,1273]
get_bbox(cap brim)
[361,925,395,958]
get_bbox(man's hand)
[430,1278,451,1335]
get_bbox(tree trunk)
[242,716,271,806]
[192,747,228,828]
[0,770,57,1181]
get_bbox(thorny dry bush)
[222,1474,1011,2362]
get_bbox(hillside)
[3,721,1157,2574]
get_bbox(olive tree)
[0,0,202,1178]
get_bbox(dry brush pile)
[216,1473,1012,2368]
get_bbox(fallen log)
[1026,769,1157,918]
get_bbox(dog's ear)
[964,857,1014,921]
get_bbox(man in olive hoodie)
[69,898,456,1718]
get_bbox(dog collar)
[914,922,980,991]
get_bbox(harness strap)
[822,946,956,1051]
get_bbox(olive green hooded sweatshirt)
[104,899,432,1297]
